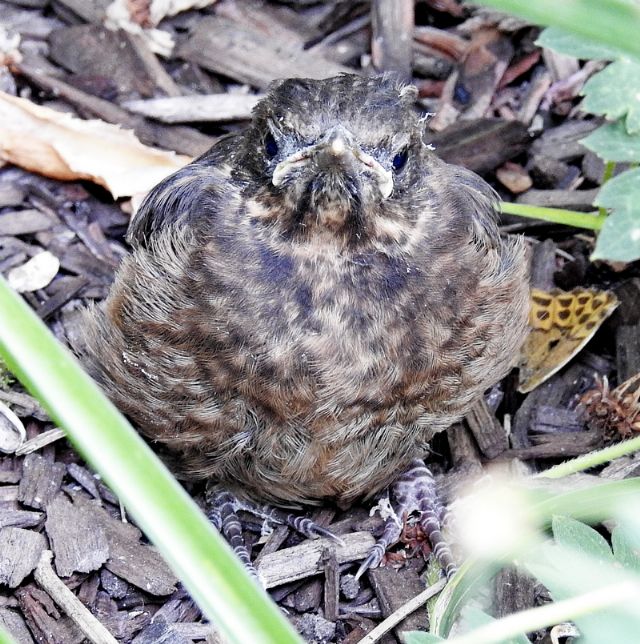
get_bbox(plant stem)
[0,277,302,644]
[598,161,617,217]
[601,160,617,184]
[536,435,640,479]
[500,202,606,230]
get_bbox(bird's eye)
[392,149,408,172]
[264,133,278,158]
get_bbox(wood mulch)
[0,1,639,642]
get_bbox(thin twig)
[357,578,447,644]
[34,550,118,644]
[15,427,65,455]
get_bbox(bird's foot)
[205,485,343,582]
[356,458,457,580]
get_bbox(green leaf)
[582,59,640,133]
[592,206,640,262]
[595,167,640,211]
[552,516,614,561]
[403,632,444,644]
[425,555,446,623]
[583,122,640,162]
[612,523,640,573]
[522,542,640,644]
[537,27,624,60]
[476,0,640,60]
[592,168,640,262]
[426,480,640,641]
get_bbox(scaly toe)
[205,486,261,581]
[358,458,457,580]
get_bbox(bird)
[78,74,529,578]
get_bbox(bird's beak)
[272,127,393,199]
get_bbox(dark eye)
[392,149,408,172]
[265,133,278,158]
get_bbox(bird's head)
[240,74,434,250]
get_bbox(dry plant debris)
[579,373,640,439]
[0,92,191,199]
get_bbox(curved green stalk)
[0,276,302,644]
[500,202,606,230]
[536,435,640,479]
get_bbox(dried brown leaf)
[0,92,190,199]
[106,0,218,53]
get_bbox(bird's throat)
[291,174,365,239]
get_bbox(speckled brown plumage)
[78,74,529,509]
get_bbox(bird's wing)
[449,165,502,249]
[127,134,239,248]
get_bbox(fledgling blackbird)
[79,74,529,577]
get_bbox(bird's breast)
[234,252,428,424]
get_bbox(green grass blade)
[476,0,640,60]
[0,276,302,644]
[0,629,16,644]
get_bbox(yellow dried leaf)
[518,287,619,393]
[0,92,191,199]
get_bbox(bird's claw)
[355,545,385,580]
[357,458,458,580]
[312,523,345,546]
[206,484,341,577]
